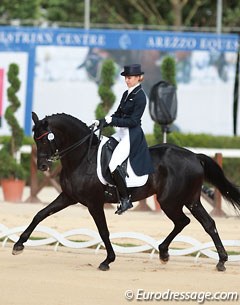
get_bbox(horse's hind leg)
[158,207,190,263]
[12,192,76,255]
[186,201,228,271]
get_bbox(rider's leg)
[109,128,132,214]
[112,166,133,214]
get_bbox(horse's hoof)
[12,244,24,255]
[98,263,110,271]
[216,262,226,272]
[160,257,169,264]
[159,252,169,264]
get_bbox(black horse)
[13,112,240,272]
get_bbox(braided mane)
[45,113,98,143]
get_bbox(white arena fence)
[0,224,240,262]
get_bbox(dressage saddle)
[100,137,128,185]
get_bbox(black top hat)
[121,64,144,76]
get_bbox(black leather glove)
[99,118,108,128]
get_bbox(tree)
[40,0,84,24]
[5,63,24,156]
[89,0,240,29]
[95,59,116,136]
[0,0,40,23]
[161,56,177,86]
[0,63,26,180]
[1,0,240,30]
[153,56,177,143]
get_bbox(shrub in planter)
[0,63,26,202]
[0,149,26,180]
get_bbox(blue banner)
[0,26,238,52]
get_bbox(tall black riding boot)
[112,166,133,215]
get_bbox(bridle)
[35,124,99,162]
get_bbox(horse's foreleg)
[88,204,115,271]
[187,201,228,271]
[12,192,76,255]
[159,208,190,263]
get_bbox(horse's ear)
[32,112,39,125]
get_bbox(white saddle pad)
[97,136,148,187]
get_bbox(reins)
[57,133,93,160]
[36,124,101,162]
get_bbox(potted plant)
[0,63,26,202]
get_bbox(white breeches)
[109,127,130,173]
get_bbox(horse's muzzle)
[37,152,51,171]
[38,163,49,171]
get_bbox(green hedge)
[150,125,240,148]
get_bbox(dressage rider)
[93,64,154,214]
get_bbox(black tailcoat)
[110,85,154,176]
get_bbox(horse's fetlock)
[159,243,168,253]
[109,253,116,262]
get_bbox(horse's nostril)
[39,164,48,171]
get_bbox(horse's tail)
[197,153,240,212]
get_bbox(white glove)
[105,116,112,124]
[92,120,100,127]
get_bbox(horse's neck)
[51,117,89,146]
[54,121,93,164]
